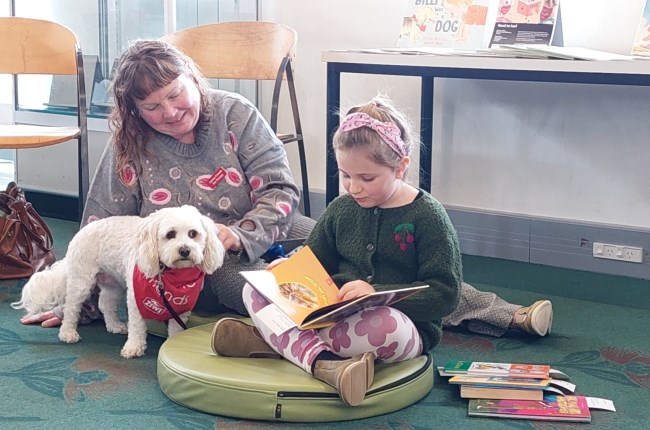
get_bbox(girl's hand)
[266,257,288,270]
[337,280,376,302]
[215,224,242,252]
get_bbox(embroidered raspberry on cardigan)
[394,223,415,252]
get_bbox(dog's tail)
[10,260,68,315]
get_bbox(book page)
[254,299,299,335]
[240,247,339,328]
[586,397,616,412]
[301,284,429,329]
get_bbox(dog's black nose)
[179,246,190,258]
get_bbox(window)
[12,0,259,118]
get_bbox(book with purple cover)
[468,395,591,422]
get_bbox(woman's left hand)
[215,224,242,252]
[337,280,376,302]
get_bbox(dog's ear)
[136,215,162,278]
[200,216,225,274]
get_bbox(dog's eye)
[188,229,198,239]
[166,230,176,240]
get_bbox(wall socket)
[593,242,644,263]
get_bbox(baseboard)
[303,194,650,281]
[24,189,79,222]
[25,189,650,280]
[303,189,326,219]
[447,208,650,281]
[446,209,531,262]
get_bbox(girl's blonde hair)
[108,39,212,175]
[333,96,413,170]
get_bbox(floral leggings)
[242,284,423,373]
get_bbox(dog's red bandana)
[132,265,205,321]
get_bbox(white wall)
[264,0,650,230]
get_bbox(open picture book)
[240,246,429,334]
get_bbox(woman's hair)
[108,39,212,175]
[333,95,414,170]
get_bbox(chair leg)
[297,138,310,217]
[285,61,310,217]
[77,135,90,223]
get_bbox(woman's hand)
[215,224,242,252]
[337,280,376,302]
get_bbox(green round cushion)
[157,322,434,422]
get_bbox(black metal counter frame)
[324,53,650,206]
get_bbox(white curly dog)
[12,205,225,358]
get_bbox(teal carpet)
[0,218,648,429]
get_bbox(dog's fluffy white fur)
[12,205,225,358]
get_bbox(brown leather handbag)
[0,182,56,279]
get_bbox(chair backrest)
[0,17,80,75]
[161,21,311,217]
[0,17,90,219]
[160,21,297,81]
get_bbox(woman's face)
[135,74,201,144]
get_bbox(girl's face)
[336,146,406,209]
[135,74,201,144]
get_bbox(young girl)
[211,96,463,406]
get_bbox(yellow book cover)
[240,246,428,334]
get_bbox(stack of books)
[443,360,575,401]
[438,360,615,423]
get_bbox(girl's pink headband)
[338,112,407,158]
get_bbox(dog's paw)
[106,321,128,335]
[59,330,81,343]
[120,341,147,359]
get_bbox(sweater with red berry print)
[82,89,300,264]
[305,191,462,352]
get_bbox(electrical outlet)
[593,242,644,263]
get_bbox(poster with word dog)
[398,0,491,50]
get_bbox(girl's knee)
[323,306,422,362]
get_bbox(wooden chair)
[0,17,89,220]
[161,21,311,216]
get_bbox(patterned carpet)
[0,218,648,429]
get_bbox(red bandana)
[132,265,205,321]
